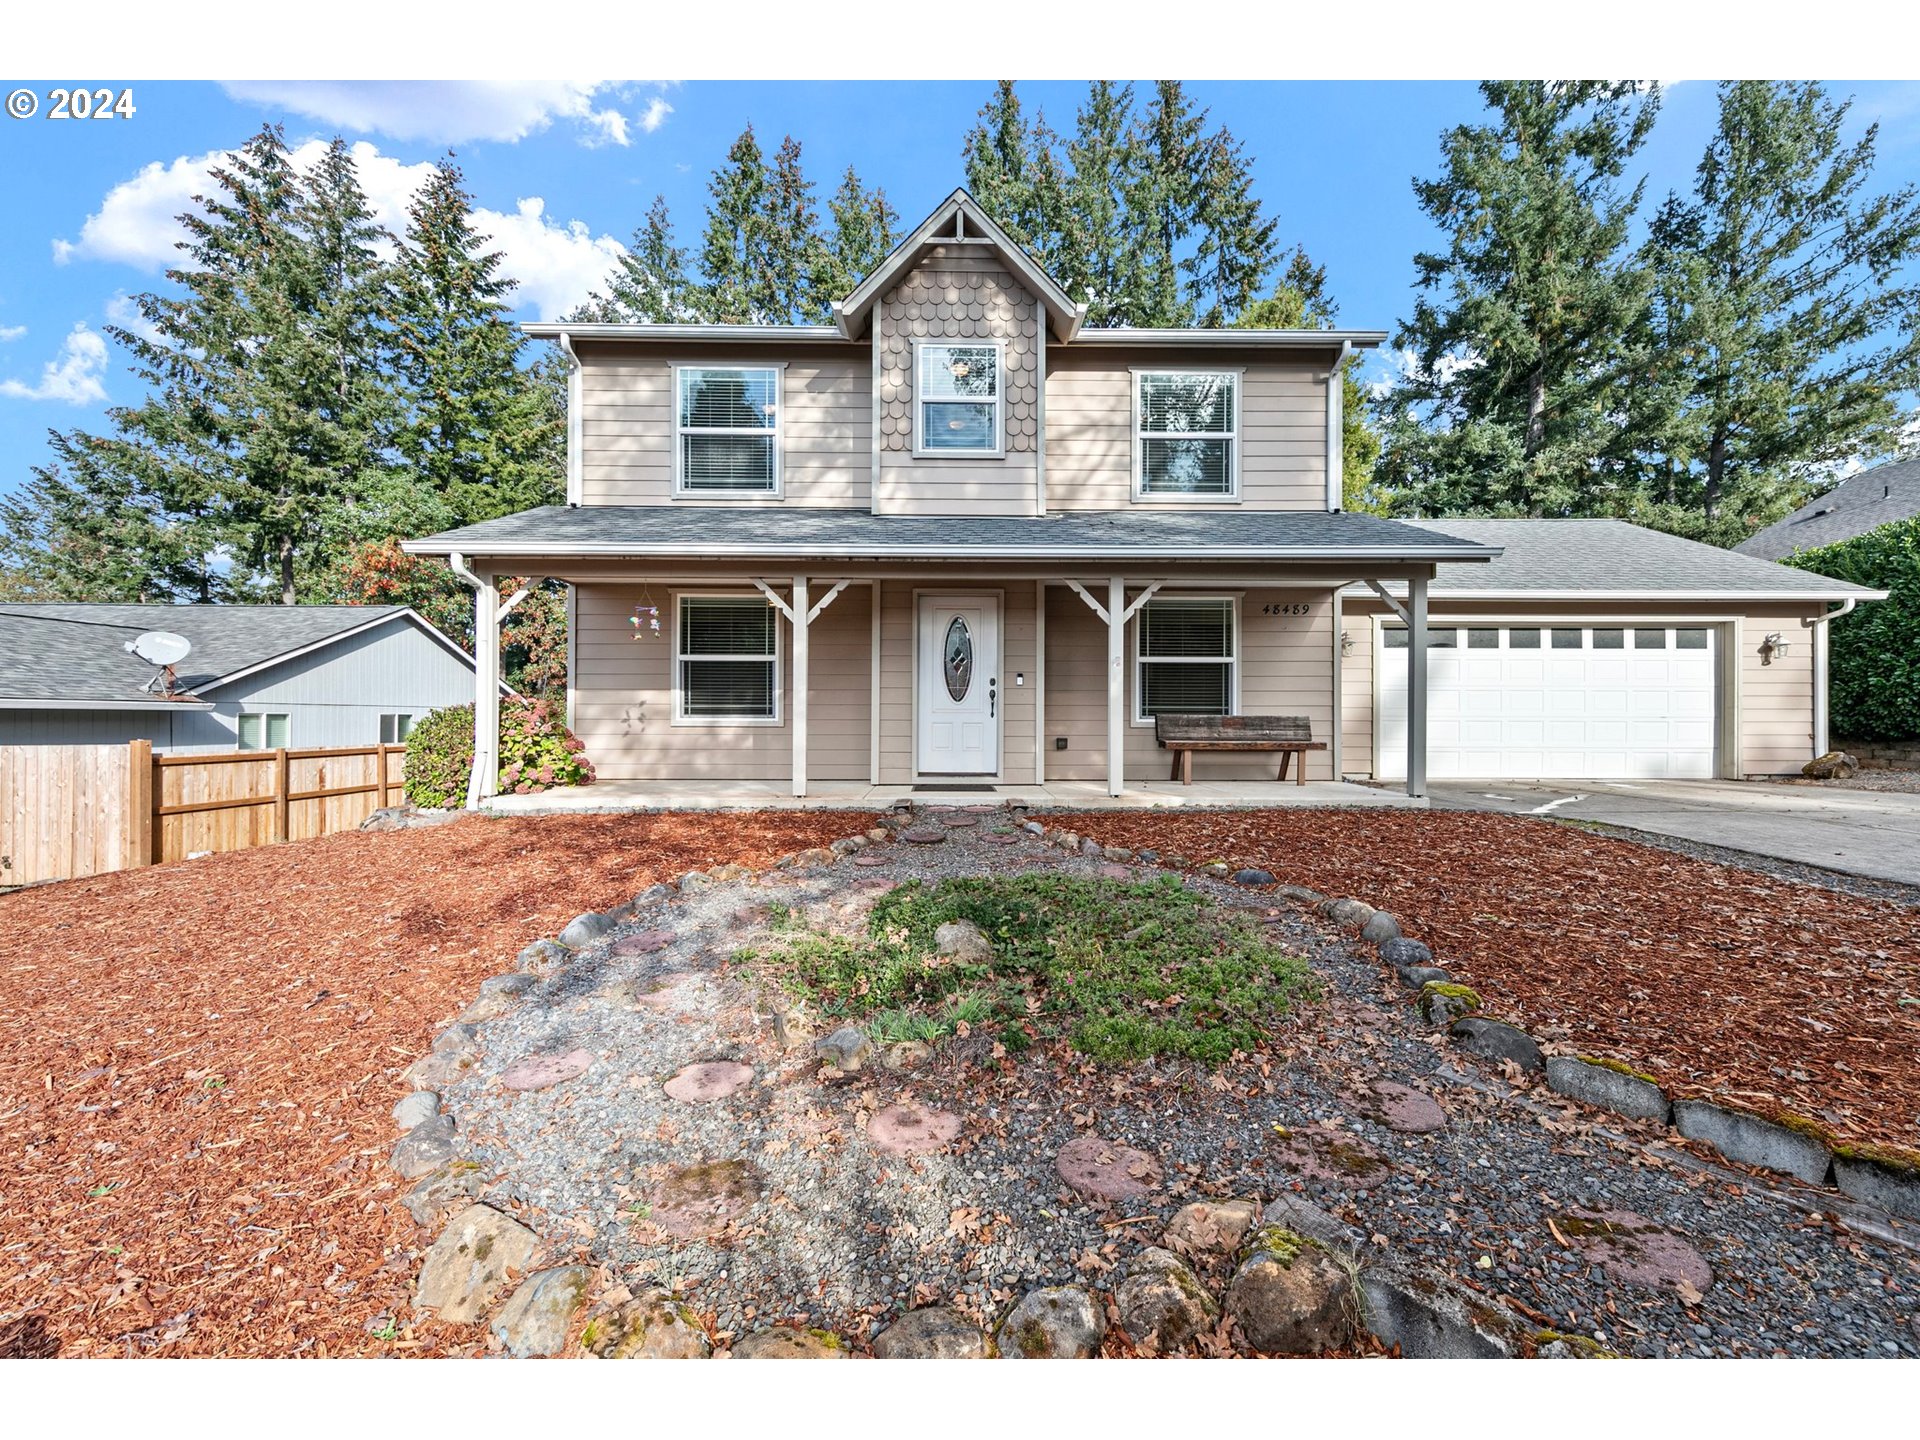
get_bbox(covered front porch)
[481,776,1428,814]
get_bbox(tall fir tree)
[814,166,899,304]
[961,82,1047,253]
[1377,81,1660,519]
[597,195,696,322]
[699,126,776,322]
[1629,81,1920,541]
[1128,81,1212,327]
[763,134,826,323]
[385,160,562,534]
[1057,81,1143,327]
[1187,121,1279,325]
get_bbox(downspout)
[557,330,583,507]
[1322,340,1352,513]
[1802,598,1858,758]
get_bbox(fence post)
[377,743,390,805]
[126,739,155,869]
[273,748,290,843]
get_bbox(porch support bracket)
[496,587,531,624]
[806,579,851,626]
[1063,578,1109,625]
[1364,578,1410,625]
[752,579,798,625]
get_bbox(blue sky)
[4,78,1919,501]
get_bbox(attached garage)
[1338,519,1886,784]
[1375,622,1719,780]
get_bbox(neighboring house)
[1735,456,1920,561]
[0,604,487,752]
[403,189,1882,799]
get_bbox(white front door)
[917,595,1000,775]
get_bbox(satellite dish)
[127,631,192,666]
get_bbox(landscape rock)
[650,1159,761,1239]
[515,939,569,975]
[393,1090,440,1132]
[663,1060,755,1102]
[1080,838,1104,857]
[1358,1266,1516,1358]
[868,826,893,842]
[872,1306,987,1359]
[1833,1154,1920,1221]
[583,1289,712,1358]
[1225,1229,1352,1355]
[632,882,676,907]
[830,836,865,854]
[1449,1016,1543,1072]
[611,929,675,957]
[677,870,715,891]
[431,1022,480,1057]
[869,1101,963,1155]
[1802,750,1859,780]
[1395,964,1452,990]
[1365,1080,1448,1134]
[1274,885,1326,905]
[403,1049,475,1089]
[732,1326,848,1358]
[1232,868,1277,887]
[880,1040,933,1070]
[1359,911,1402,944]
[491,1265,592,1357]
[1671,1100,1831,1184]
[1545,1057,1670,1124]
[403,1164,487,1229]
[1418,983,1480,1024]
[499,1048,595,1092]
[1115,1247,1218,1353]
[1378,937,1434,968]
[1261,1193,1361,1250]
[360,806,411,833]
[1320,897,1375,927]
[1103,845,1135,862]
[1056,1133,1162,1201]
[1198,861,1231,878]
[933,918,994,963]
[1269,1125,1391,1189]
[389,1113,456,1179]
[814,1026,873,1072]
[1554,1207,1715,1296]
[993,1286,1103,1358]
[558,910,618,950]
[414,1203,540,1324]
[1164,1198,1261,1257]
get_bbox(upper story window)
[915,342,1002,456]
[1135,370,1239,499]
[675,365,782,495]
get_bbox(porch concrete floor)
[481,778,1426,815]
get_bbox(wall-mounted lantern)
[1759,632,1791,666]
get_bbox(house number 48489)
[1261,603,1311,616]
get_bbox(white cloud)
[639,95,673,134]
[55,141,625,320]
[0,324,109,405]
[0,324,24,342]
[219,81,660,148]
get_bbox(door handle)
[989,678,997,717]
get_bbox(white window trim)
[670,591,784,727]
[1130,366,1243,503]
[671,361,786,498]
[1132,594,1242,725]
[237,711,291,750]
[912,339,1006,460]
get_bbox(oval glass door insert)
[943,616,974,701]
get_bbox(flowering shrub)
[402,699,596,808]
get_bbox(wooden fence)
[1,741,408,887]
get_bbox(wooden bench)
[1154,713,1327,786]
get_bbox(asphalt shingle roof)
[1399,518,1882,597]
[1733,457,1920,560]
[0,604,415,704]
[403,505,1497,559]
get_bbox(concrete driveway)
[1428,778,1920,886]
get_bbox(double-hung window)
[915,342,1002,455]
[675,365,781,494]
[237,712,290,750]
[1136,370,1239,498]
[1135,599,1237,720]
[676,596,780,723]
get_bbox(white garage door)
[1377,624,1718,780]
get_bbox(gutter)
[1322,339,1352,512]
[403,539,1503,563]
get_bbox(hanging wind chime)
[630,587,663,639]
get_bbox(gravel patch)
[421,809,1920,1357]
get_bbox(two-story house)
[405,190,1881,806]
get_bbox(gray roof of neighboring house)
[1361,518,1883,599]
[402,505,1501,562]
[0,604,466,706]
[1733,457,1920,559]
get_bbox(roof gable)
[833,189,1085,343]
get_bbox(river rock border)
[1015,817,1920,1228]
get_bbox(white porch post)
[468,566,501,809]
[1107,574,1126,798]
[791,574,810,798]
[1406,573,1428,798]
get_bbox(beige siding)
[1341,596,1823,778]
[575,341,871,508]
[571,583,871,781]
[1044,345,1332,512]
[875,246,1041,516]
[1041,587,1338,782]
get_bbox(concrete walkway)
[1429,778,1920,885]
[484,777,1426,816]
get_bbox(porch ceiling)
[402,506,1502,567]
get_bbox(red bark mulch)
[1059,809,1920,1157]
[0,809,877,1359]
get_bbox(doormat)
[911,784,997,792]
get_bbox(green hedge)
[1784,516,1920,743]
[401,698,596,808]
